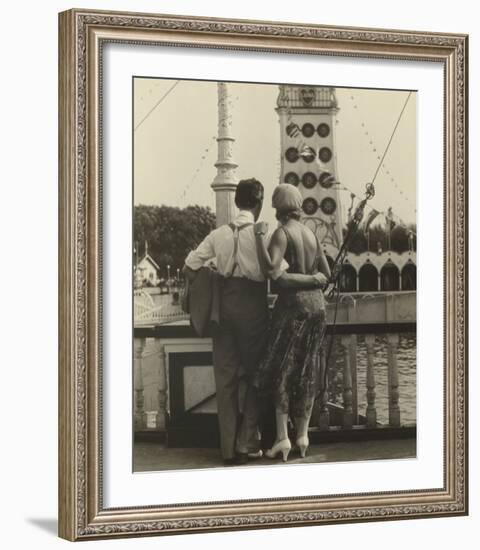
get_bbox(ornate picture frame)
[58,8,468,541]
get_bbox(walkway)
[134,438,416,472]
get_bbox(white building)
[136,251,161,287]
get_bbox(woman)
[254,184,331,461]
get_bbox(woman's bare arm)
[268,227,288,274]
[278,271,327,289]
[317,244,332,280]
[254,222,274,278]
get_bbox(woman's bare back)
[281,220,319,274]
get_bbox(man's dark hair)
[234,178,264,209]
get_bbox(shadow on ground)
[26,518,58,536]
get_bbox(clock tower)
[277,85,343,259]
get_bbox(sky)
[133,78,416,229]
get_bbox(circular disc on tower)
[299,146,316,163]
[317,123,331,138]
[285,147,299,162]
[319,147,333,163]
[319,172,335,188]
[320,197,337,215]
[286,122,301,138]
[302,172,317,189]
[301,123,315,138]
[302,197,318,216]
[284,172,300,186]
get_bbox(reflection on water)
[328,333,416,425]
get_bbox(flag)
[347,193,356,223]
[386,207,396,231]
[362,208,380,233]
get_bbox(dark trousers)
[212,278,268,459]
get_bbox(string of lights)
[343,92,417,215]
[175,93,241,208]
[177,136,217,206]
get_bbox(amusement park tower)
[277,85,343,260]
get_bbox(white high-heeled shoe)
[296,435,309,458]
[265,439,292,462]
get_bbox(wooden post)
[134,337,147,430]
[349,334,358,425]
[157,343,167,431]
[345,298,358,425]
[341,336,353,429]
[365,334,377,428]
[387,333,401,427]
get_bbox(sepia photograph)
[58,8,468,539]
[132,78,417,472]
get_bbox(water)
[137,292,417,425]
[328,333,416,425]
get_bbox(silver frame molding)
[58,8,468,541]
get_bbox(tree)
[134,204,216,277]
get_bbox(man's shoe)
[234,452,249,465]
[223,453,248,466]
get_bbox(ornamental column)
[211,82,238,227]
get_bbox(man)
[184,179,327,465]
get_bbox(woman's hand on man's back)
[254,221,269,236]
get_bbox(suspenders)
[226,222,253,278]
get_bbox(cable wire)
[371,91,412,184]
[135,80,180,132]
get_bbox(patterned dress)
[255,225,327,419]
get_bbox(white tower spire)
[211,82,238,227]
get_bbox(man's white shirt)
[185,210,288,281]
